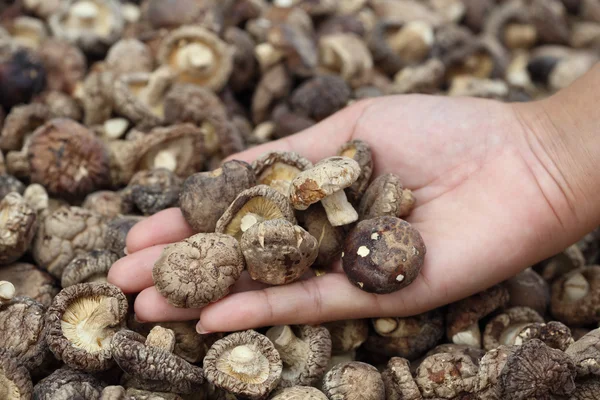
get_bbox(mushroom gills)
[321,189,358,227]
[216,344,272,384]
[225,197,287,239]
[267,325,310,380]
[499,323,533,346]
[562,272,590,302]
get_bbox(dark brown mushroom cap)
[61,250,119,288]
[296,203,344,268]
[32,367,105,400]
[565,328,600,378]
[38,38,86,94]
[322,361,385,400]
[541,244,586,282]
[337,140,373,205]
[499,339,576,399]
[252,151,313,194]
[342,216,425,294]
[271,103,316,140]
[32,205,106,279]
[0,174,25,201]
[152,233,245,309]
[46,283,128,372]
[364,310,445,360]
[252,63,293,124]
[241,219,318,285]
[26,118,111,198]
[111,329,204,394]
[551,266,600,326]
[180,160,256,233]
[266,325,331,388]
[270,386,327,399]
[415,352,478,398]
[82,190,128,219]
[0,48,47,110]
[288,75,350,122]
[358,173,415,220]
[0,103,51,152]
[381,357,421,400]
[0,192,37,265]
[204,330,282,399]
[504,267,550,315]
[446,284,510,340]
[482,306,544,351]
[515,320,574,351]
[104,216,143,258]
[216,185,297,241]
[569,379,600,400]
[0,296,48,371]
[473,345,515,399]
[323,319,369,354]
[0,348,33,400]
[0,262,57,307]
[123,168,182,215]
[106,38,154,75]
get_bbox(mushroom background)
[0,0,599,398]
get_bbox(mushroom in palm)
[358,174,416,220]
[252,151,313,196]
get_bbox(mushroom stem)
[0,281,15,304]
[266,325,310,367]
[153,149,178,171]
[452,322,482,348]
[373,318,399,335]
[563,272,590,302]
[139,67,175,107]
[177,43,215,71]
[240,213,264,232]
[228,345,264,377]
[254,43,285,71]
[321,190,358,227]
[103,118,129,140]
[499,323,532,346]
[70,1,99,22]
[145,326,176,352]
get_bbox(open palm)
[108,94,583,333]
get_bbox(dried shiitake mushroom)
[38,38,86,95]
[122,168,182,215]
[358,174,416,220]
[0,263,57,307]
[61,250,119,288]
[551,265,600,326]
[0,281,15,306]
[45,283,128,372]
[289,75,351,122]
[482,306,545,351]
[297,203,345,268]
[513,320,574,351]
[504,267,550,315]
[270,386,327,399]
[105,38,154,76]
[36,90,83,121]
[318,33,373,88]
[342,216,426,294]
[100,386,184,400]
[322,361,385,400]
[336,139,373,205]
[252,151,313,196]
[153,233,245,309]
[204,330,283,399]
[323,319,369,355]
[0,103,51,152]
[565,328,600,378]
[0,192,37,265]
[415,352,478,398]
[82,190,128,219]
[541,243,586,282]
[0,348,33,400]
[381,357,420,400]
[104,216,143,258]
[32,366,105,400]
[0,48,47,110]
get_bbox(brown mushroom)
[122,168,182,216]
[288,75,350,122]
[443,35,508,81]
[336,140,373,205]
[38,38,86,94]
[484,0,538,50]
[323,319,369,355]
[106,38,153,76]
[158,25,234,92]
[504,267,550,315]
[551,265,600,326]
[513,320,574,351]
[0,262,57,307]
[32,366,105,400]
[152,233,245,309]
[0,192,37,265]
[252,63,293,124]
[482,306,545,351]
[82,190,128,219]
[0,280,15,306]
[35,90,83,121]
[322,361,385,400]
[318,33,373,88]
[204,330,282,399]
[32,206,106,279]
[358,174,416,220]
[381,357,421,400]
[541,243,586,282]
[265,325,331,388]
[0,47,47,110]
[104,216,143,258]
[0,103,51,152]
[46,282,128,372]
[342,216,426,294]
[420,343,486,370]
[252,151,313,196]
[270,386,327,399]
[216,185,297,241]
[565,327,600,378]
[61,250,119,288]
[415,352,478,398]
[78,67,115,126]
[271,103,316,139]
[296,203,345,268]
[473,344,515,399]
[23,0,62,19]
[0,348,33,400]
[528,0,570,45]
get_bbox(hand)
[108,94,589,334]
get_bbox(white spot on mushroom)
[357,282,364,288]
[74,166,89,182]
[357,246,370,257]
[396,274,405,282]
[240,214,260,232]
[371,232,379,240]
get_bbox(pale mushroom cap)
[322,361,385,400]
[270,386,327,399]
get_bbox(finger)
[126,208,195,254]
[225,99,376,164]
[134,286,201,322]
[108,244,166,293]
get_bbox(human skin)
[108,64,600,334]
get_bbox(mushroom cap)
[100,385,185,400]
[180,160,256,233]
[569,379,600,400]
[541,244,586,282]
[224,26,259,92]
[422,343,486,369]
[290,156,361,210]
[390,58,446,95]
[104,216,143,258]
[153,233,245,309]
[111,329,204,394]
[342,216,426,294]
[106,38,154,75]
[0,192,37,265]
[565,328,600,378]
[241,219,318,285]
[0,262,58,307]
[515,320,574,351]
[45,282,128,372]
[551,265,600,326]
[0,48,47,110]
[473,345,515,399]
[0,174,25,200]
[318,33,374,88]
[204,330,282,399]
[0,296,48,371]
[216,185,297,241]
[499,339,576,399]
[270,386,327,399]
[252,63,292,124]
[124,168,182,215]
[381,357,421,400]
[27,118,111,198]
[322,361,385,400]
[252,151,314,194]
[415,352,478,398]
[482,306,544,351]
[32,367,105,400]
[323,319,369,354]
[38,38,86,94]
[82,190,128,219]
[289,75,351,122]
[337,140,373,205]
[0,348,33,400]
[296,203,344,268]
[0,103,51,152]
[61,249,119,288]
[32,205,106,279]
[358,173,415,220]
[504,267,550,315]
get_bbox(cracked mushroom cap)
[446,284,510,348]
[415,352,478,399]
[204,330,282,399]
[241,219,318,285]
[45,282,128,372]
[106,38,154,76]
[180,160,256,233]
[158,25,234,92]
[482,306,544,351]
[270,386,327,399]
[364,310,445,360]
[498,339,576,399]
[290,156,360,227]
[152,233,245,309]
[82,190,128,219]
[0,103,51,152]
[342,216,426,294]
[111,328,204,394]
[473,344,514,399]
[252,151,313,196]
[297,203,344,268]
[336,140,373,205]
[61,250,119,288]
[123,168,182,215]
[322,319,369,354]
[381,357,421,400]
[0,192,37,265]
[0,175,25,201]
[318,33,373,88]
[32,367,105,400]
[565,328,600,378]
[421,343,486,370]
[513,320,574,351]
[0,262,57,307]
[358,174,415,220]
[104,216,143,258]
[265,325,331,388]
[0,296,48,371]
[216,185,297,241]
[289,75,351,122]
[0,348,33,400]
[26,118,111,198]
[551,266,600,326]
[48,0,125,55]
[504,267,550,315]
[38,38,86,94]
[322,361,385,400]
[32,205,106,279]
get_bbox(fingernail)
[196,321,213,335]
